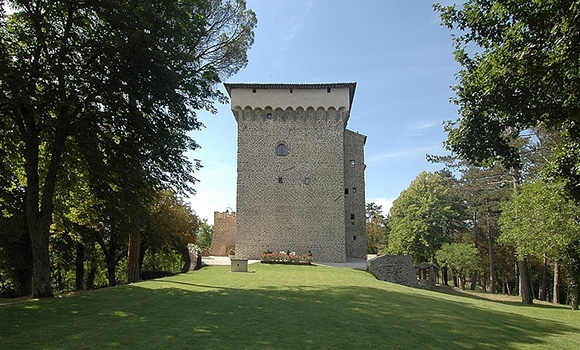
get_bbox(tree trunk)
[22,109,69,298]
[553,261,560,304]
[106,261,117,287]
[14,230,33,297]
[29,224,53,298]
[127,234,141,283]
[75,241,85,291]
[564,240,580,310]
[470,271,478,290]
[138,243,148,275]
[25,144,53,297]
[539,254,549,301]
[127,217,141,283]
[86,265,97,290]
[518,259,534,304]
[487,209,496,293]
[95,233,119,287]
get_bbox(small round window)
[276,143,287,156]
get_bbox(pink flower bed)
[260,251,312,265]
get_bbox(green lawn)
[1,264,579,349]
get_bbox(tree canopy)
[0,0,256,297]
[436,243,480,290]
[433,0,580,306]
[385,171,467,264]
[366,202,389,254]
[434,0,580,200]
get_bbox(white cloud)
[407,120,438,131]
[369,144,442,162]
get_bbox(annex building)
[214,82,366,263]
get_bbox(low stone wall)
[368,254,418,288]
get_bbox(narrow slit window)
[327,87,331,93]
[276,143,287,156]
[344,188,349,195]
[277,177,283,184]
[350,160,356,168]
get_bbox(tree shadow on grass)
[2,277,580,349]
[429,284,571,309]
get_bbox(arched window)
[276,143,287,156]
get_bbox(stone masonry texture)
[210,211,236,256]
[368,255,419,288]
[222,83,366,263]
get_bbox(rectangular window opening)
[353,235,356,241]
[290,89,293,93]
[252,89,256,93]
[327,87,331,93]
[344,188,349,195]
[350,214,355,220]
[303,177,310,185]
[353,188,357,193]
[350,160,356,168]
[267,113,272,119]
[277,177,283,184]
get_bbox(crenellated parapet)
[231,106,350,124]
[226,82,356,123]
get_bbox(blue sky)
[187,0,461,224]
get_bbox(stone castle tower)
[209,211,236,256]
[224,82,366,262]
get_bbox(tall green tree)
[461,166,512,292]
[436,243,480,291]
[140,189,199,274]
[433,0,580,304]
[434,1,580,197]
[0,124,32,296]
[366,202,389,254]
[429,155,517,292]
[385,171,467,264]
[0,0,256,297]
[499,180,580,309]
[196,219,214,249]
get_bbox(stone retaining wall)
[368,254,418,288]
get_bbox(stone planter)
[231,258,248,272]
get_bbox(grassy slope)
[1,264,579,349]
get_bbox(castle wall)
[209,211,236,256]
[344,129,367,259]
[226,82,366,263]
[234,107,347,262]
